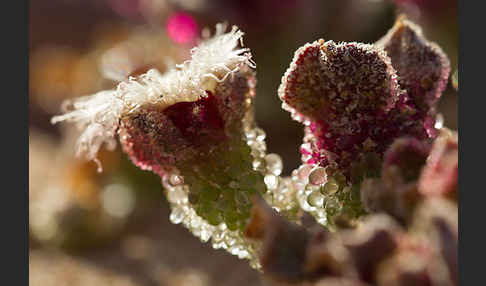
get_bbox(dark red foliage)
[165,91,226,147]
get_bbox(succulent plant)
[51,15,457,283]
[278,16,451,227]
[52,24,280,267]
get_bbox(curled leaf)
[279,39,401,173]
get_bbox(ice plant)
[52,24,282,267]
[50,14,457,281]
[279,16,450,227]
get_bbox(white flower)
[51,24,255,170]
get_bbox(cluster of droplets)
[158,111,288,269]
[291,140,368,229]
[242,112,300,221]
[162,172,262,269]
[159,106,303,269]
[291,164,329,226]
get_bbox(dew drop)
[309,167,327,185]
[169,207,184,224]
[297,164,314,184]
[238,250,249,259]
[167,187,187,204]
[200,229,211,242]
[229,246,241,255]
[265,153,283,176]
[307,190,324,207]
[325,198,342,214]
[246,129,256,140]
[322,180,339,195]
[255,128,266,142]
[250,260,260,269]
[169,174,183,186]
[212,230,225,242]
[190,217,202,229]
[298,191,315,212]
[252,160,263,171]
[264,175,279,190]
[435,113,444,129]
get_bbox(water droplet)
[435,113,444,129]
[252,160,262,170]
[265,153,283,176]
[212,241,226,249]
[229,246,241,255]
[301,142,312,152]
[322,179,339,195]
[325,198,342,215]
[298,164,314,182]
[238,250,249,259]
[169,207,184,224]
[200,229,211,242]
[249,260,260,269]
[255,128,266,142]
[307,190,324,207]
[264,175,279,190]
[226,238,236,247]
[212,230,225,242]
[190,217,201,229]
[94,158,103,173]
[169,174,183,186]
[218,223,227,231]
[298,192,315,212]
[167,187,187,204]
[316,216,328,226]
[246,130,256,140]
[309,167,327,185]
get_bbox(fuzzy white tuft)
[51,24,254,169]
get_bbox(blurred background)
[29,0,458,285]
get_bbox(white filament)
[51,24,254,168]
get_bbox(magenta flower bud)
[418,129,458,200]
